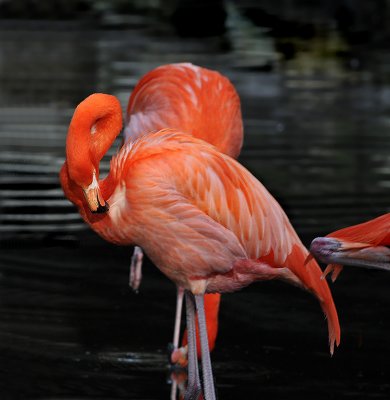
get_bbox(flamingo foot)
[129,246,143,292]
[170,345,188,367]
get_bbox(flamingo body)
[124,63,243,159]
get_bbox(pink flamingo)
[60,92,340,399]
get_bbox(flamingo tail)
[283,244,341,355]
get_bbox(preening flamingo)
[310,213,390,281]
[124,63,243,362]
[60,92,340,399]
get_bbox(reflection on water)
[0,3,390,399]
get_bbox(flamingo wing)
[176,144,298,265]
[126,171,248,285]
[115,129,309,284]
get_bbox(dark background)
[0,0,390,399]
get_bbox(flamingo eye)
[91,123,97,135]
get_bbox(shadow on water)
[0,1,390,399]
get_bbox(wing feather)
[113,130,340,352]
[114,129,299,267]
[167,139,299,265]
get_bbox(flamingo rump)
[60,90,340,399]
[310,213,390,281]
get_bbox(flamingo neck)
[66,94,123,186]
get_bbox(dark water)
[1,3,390,399]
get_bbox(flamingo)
[309,213,390,281]
[60,93,340,399]
[123,63,242,364]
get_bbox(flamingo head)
[64,93,123,213]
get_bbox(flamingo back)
[124,63,243,158]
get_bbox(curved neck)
[65,93,123,195]
[66,93,123,178]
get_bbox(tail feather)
[283,244,341,354]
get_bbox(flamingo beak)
[310,237,390,271]
[83,172,109,214]
[310,237,342,264]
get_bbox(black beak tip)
[92,202,109,214]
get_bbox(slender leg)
[170,378,178,400]
[184,291,201,400]
[170,288,188,366]
[129,246,143,292]
[173,287,185,349]
[195,294,216,400]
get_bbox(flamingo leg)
[170,378,178,400]
[129,246,143,292]
[194,294,216,400]
[173,287,185,349]
[184,291,201,400]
